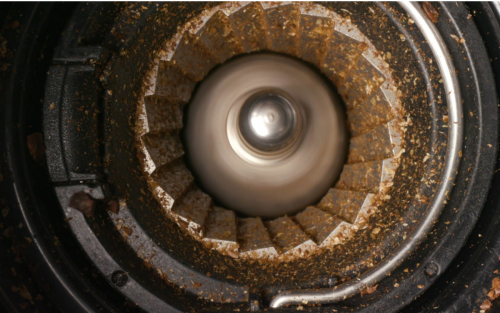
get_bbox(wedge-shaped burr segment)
[321,221,355,247]
[387,118,404,156]
[142,131,184,170]
[229,2,269,52]
[155,61,196,104]
[295,207,343,246]
[266,216,317,257]
[348,123,393,164]
[339,56,386,110]
[380,158,399,193]
[321,31,368,86]
[318,189,368,224]
[171,187,212,237]
[154,161,194,201]
[144,96,183,133]
[203,207,239,258]
[197,11,244,63]
[238,217,278,259]
[265,4,301,55]
[171,32,218,81]
[348,88,396,137]
[298,15,334,66]
[336,160,383,193]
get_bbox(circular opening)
[184,53,348,218]
[134,2,407,263]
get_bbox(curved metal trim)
[270,2,463,308]
[491,1,500,22]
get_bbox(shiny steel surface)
[239,90,299,152]
[184,54,347,218]
[270,2,463,307]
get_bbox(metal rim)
[270,1,463,307]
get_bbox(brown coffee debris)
[422,2,439,23]
[487,277,500,301]
[361,284,378,296]
[480,299,492,310]
[107,200,120,214]
[69,192,95,217]
[122,226,133,236]
[27,133,45,165]
[450,34,465,46]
